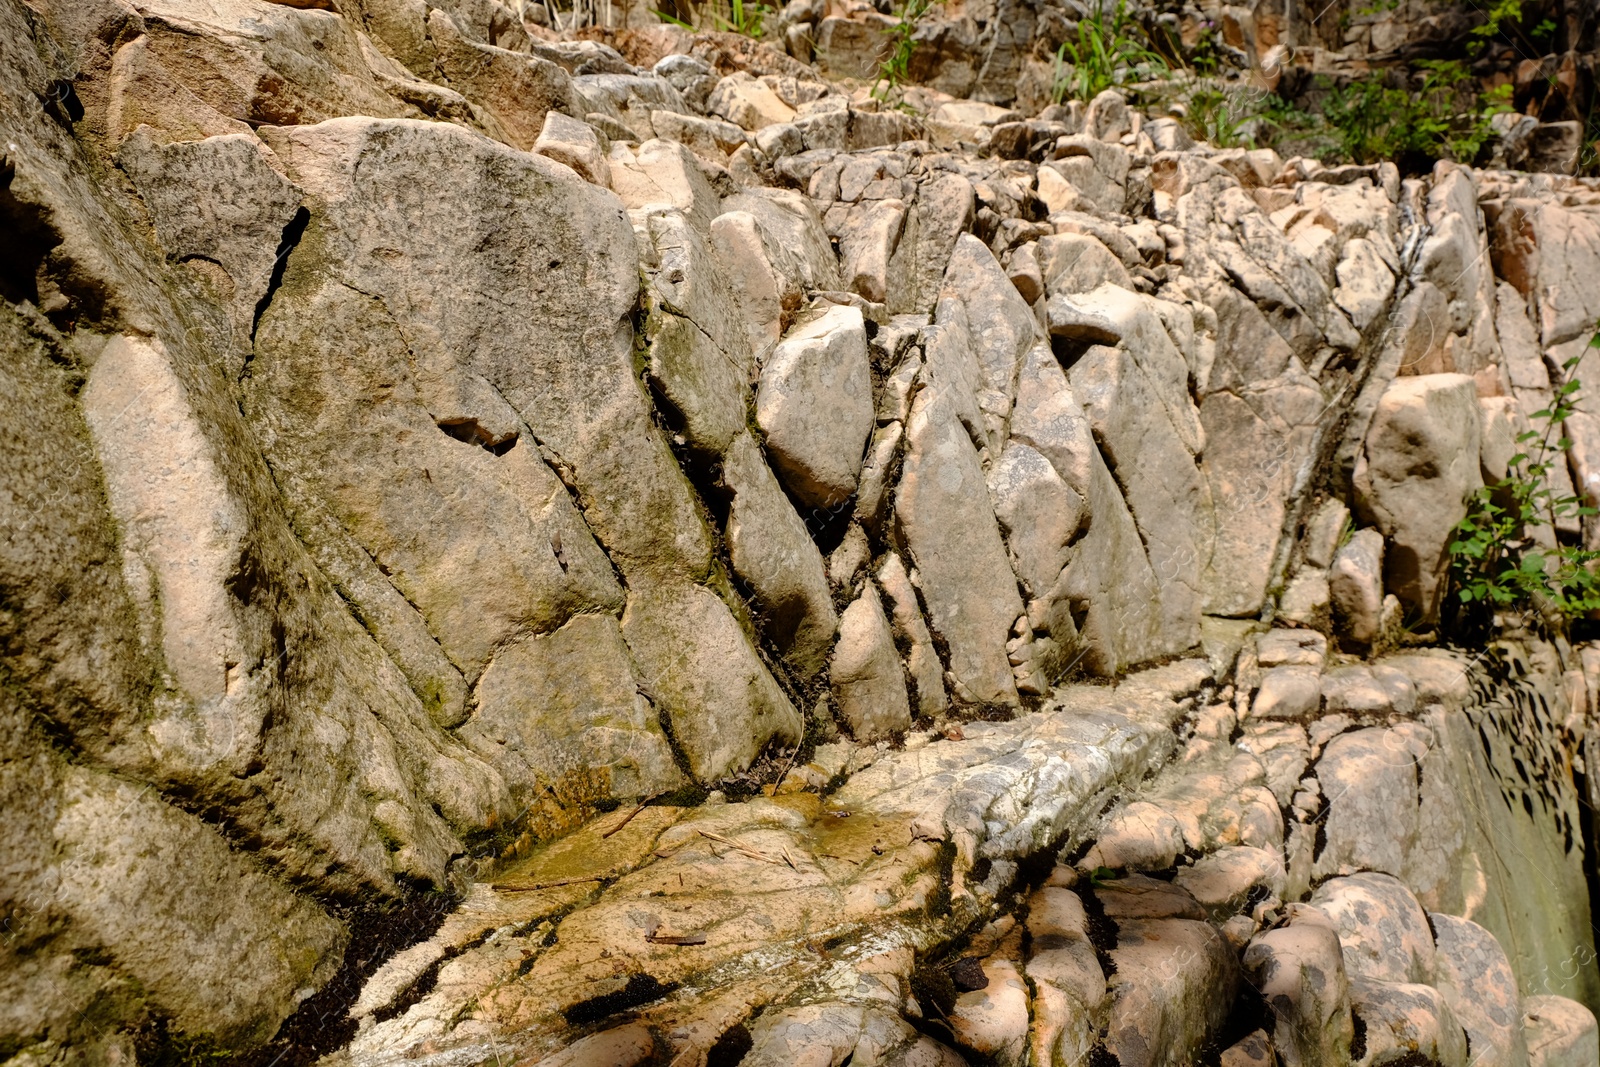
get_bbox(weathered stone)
[876,552,949,717]
[1025,886,1107,1067]
[839,198,907,303]
[1243,916,1354,1067]
[1310,873,1436,985]
[458,614,685,835]
[1104,917,1241,1067]
[650,110,747,161]
[1256,629,1327,669]
[707,70,796,130]
[1348,978,1469,1067]
[756,305,875,510]
[948,958,1031,1065]
[723,431,839,680]
[1173,846,1286,918]
[895,385,1023,707]
[608,138,723,233]
[621,579,802,781]
[939,234,1039,443]
[1083,801,1187,872]
[1332,235,1395,330]
[641,209,754,456]
[1253,665,1323,721]
[1330,529,1385,648]
[534,110,610,186]
[831,582,913,741]
[1429,912,1529,1067]
[1523,995,1599,1067]
[1353,373,1483,621]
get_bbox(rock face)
[5,0,1600,1058]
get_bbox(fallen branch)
[697,829,788,866]
[493,875,604,893]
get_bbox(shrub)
[1449,333,1600,629]
[1051,0,1167,105]
[872,0,936,104]
[1322,60,1511,167]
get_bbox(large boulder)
[1353,373,1483,622]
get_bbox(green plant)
[1321,61,1511,167]
[1449,335,1600,626]
[1184,86,1257,148]
[1051,0,1168,105]
[872,0,936,104]
[713,0,768,35]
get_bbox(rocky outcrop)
[4,0,1600,1058]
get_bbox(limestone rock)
[1313,729,1423,881]
[1353,373,1483,621]
[1330,529,1385,648]
[534,110,610,187]
[949,958,1031,1065]
[1429,912,1529,1067]
[831,583,913,741]
[1310,873,1436,985]
[1348,978,1469,1067]
[1243,917,1354,1067]
[757,305,875,510]
[895,384,1023,708]
[1523,995,1599,1067]
[723,431,840,680]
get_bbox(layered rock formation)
[3,0,1600,1062]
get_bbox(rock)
[1083,801,1187,871]
[987,441,1086,608]
[1044,138,1129,215]
[1007,241,1045,304]
[608,138,723,233]
[1219,1029,1273,1067]
[1104,917,1240,1067]
[533,110,610,187]
[538,1023,656,1067]
[1429,913,1528,1067]
[1174,846,1287,918]
[650,111,747,161]
[1313,727,1426,881]
[1256,629,1327,669]
[939,234,1039,443]
[948,958,1031,1065]
[1243,917,1354,1067]
[640,209,754,456]
[1278,567,1330,629]
[709,210,803,361]
[1094,874,1206,921]
[1310,873,1435,985]
[707,70,796,130]
[756,305,875,510]
[1348,978,1470,1067]
[1333,235,1395,330]
[1523,995,1599,1067]
[459,614,685,834]
[1329,529,1385,648]
[1036,232,1133,294]
[876,552,949,717]
[621,579,802,781]
[1025,886,1107,1067]
[1492,198,1600,348]
[895,384,1023,708]
[1303,499,1351,570]
[839,198,907,303]
[831,583,913,741]
[1253,666,1323,721]
[1353,373,1483,621]
[1198,373,1326,616]
[723,431,840,680]
[744,1002,960,1067]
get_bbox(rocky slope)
[3,0,1600,1062]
